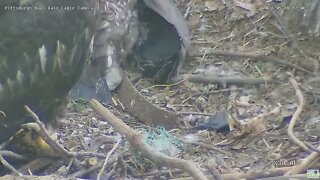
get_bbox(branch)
[89,99,208,180]
[287,78,309,152]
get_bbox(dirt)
[8,0,320,179]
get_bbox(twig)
[173,167,301,180]
[74,151,108,159]
[89,135,120,151]
[26,105,116,161]
[268,2,319,72]
[105,168,116,179]
[89,99,208,180]
[192,88,242,97]
[68,153,119,178]
[190,142,233,157]
[18,158,56,175]
[178,111,212,116]
[285,144,320,175]
[68,162,103,178]
[0,175,74,180]
[0,111,6,118]
[24,105,74,159]
[24,106,83,170]
[206,159,223,180]
[97,139,121,180]
[64,157,74,176]
[191,50,313,75]
[285,79,320,175]
[133,169,183,179]
[187,74,275,86]
[129,74,143,83]
[287,78,309,152]
[25,104,127,177]
[0,153,22,176]
[141,78,187,92]
[0,150,27,161]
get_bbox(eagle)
[71,0,190,100]
[0,0,190,145]
[0,0,98,144]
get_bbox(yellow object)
[9,123,57,157]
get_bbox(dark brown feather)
[0,0,97,143]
